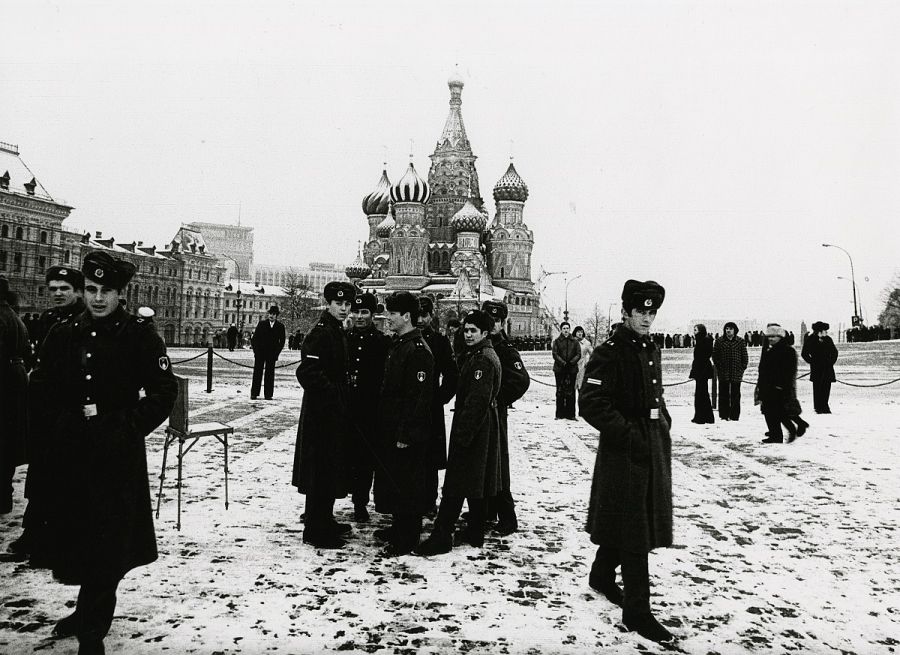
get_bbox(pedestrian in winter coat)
[712,321,748,421]
[417,296,459,506]
[483,300,531,535]
[573,325,593,393]
[0,277,30,515]
[416,310,502,556]
[27,252,177,655]
[579,279,675,643]
[802,321,838,414]
[250,305,286,400]
[226,324,239,351]
[758,324,809,444]
[375,292,434,556]
[552,322,581,419]
[292,281,356,549]
[689,324,715,424]
[346,293,391,521]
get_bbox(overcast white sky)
[2,0,898,332]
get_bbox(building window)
[0,225,7,238]
[0,251,6,269]
[15,226,23,240]
[38,256,46,273]
[13,252,22,271]
[64,250,70,263]
[40,230,48,244]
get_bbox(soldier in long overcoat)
[416,296,458,505]
[416,310,501,556]
[347,292,391,521]
[376,291,434,556]
[27,252,177,655]
[759,324,808,443]
[4,266,85,560]
[0,277,30,514]
[482,299,530,535]
[292,281,355,549]
[801,321,838,414]
[579,279,675,643]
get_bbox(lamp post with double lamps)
[822,243,859,326]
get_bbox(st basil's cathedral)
[346,73,543,337]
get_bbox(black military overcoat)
[442,339,502,499]
[29,306,176,584]
[419,325,457,469]
[292,310,352,499]
[490,331,530,492]
[375,328,434,515]
[578,324,673,553]
[0,299,30,468]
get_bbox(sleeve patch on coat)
[474,370,483,380]
[159,356,170,371]
[514,361,522,370]
[586,377,602,386]
[417,371,426,382]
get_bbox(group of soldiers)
[1,256,681,648]
[290,282,531,557]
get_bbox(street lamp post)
[837,276,864,323]
[822,243,859,325]
[223,255,244,334]
[563,274,582,322]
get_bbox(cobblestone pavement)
[1,344,898,654]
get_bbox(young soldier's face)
[386,310,410,334]
[622,307,657,336]
[48,280,81,307]
[418,312,433,327]
[85,283,121,318]
[463,323,488,347]
[328,300,352,321]
[351,308,373,329]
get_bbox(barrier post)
[206,345,213,393]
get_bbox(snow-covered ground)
[2,342,898,654]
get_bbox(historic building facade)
[0,142,76,314]
[185,221,254,280]
[353,76,541,336]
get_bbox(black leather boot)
[588,547,623,607]
[414,527,453,556]
[621,551,673,643]
[52,611,80,639]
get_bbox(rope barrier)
[171,351,208,364]
[210,350,302,369]
[836,377,900,388]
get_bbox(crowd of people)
[0,251,889,651]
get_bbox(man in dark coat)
[758,324,808,443]
[552,321,581,419]
[0,277,30,514]
[4,266,86,559]
[250,305,286,400]
[482,299,530,535]
[713,321,748,421]
[446,318,465,362]
[347,292,391,521]
[416,296,458,507]
[292,281,355,549]
[26,251,177,655]
[579,279,675,643]
[688,324,715,424]
[802,321,838,414]
[416,310,501,556]
[375,291,434,556]
[226,324,239,351]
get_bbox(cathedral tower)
[385,161,431,290]
[486,162,534,294]
[425,73,483,251]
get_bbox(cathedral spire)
[438,73,470,152]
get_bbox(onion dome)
[345,249,371,280]
[493,162,529,202]
[361,169,391,216]
[390,162,431,204]
[450,199,486,233]
[375,214,395,238]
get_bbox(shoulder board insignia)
[474,370,483,380]
[305,354,320,360]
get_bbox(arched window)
[40,230,48,244]
[15,226,24,239]
[1,225,8,237]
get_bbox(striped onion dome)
[493,162,529,202]
[450,199,486,233]
[375,214,395,238]
[345,250,371,280]
[390,162,431,204]
[362,169,391,216]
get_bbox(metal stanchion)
[206,345,213,393]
